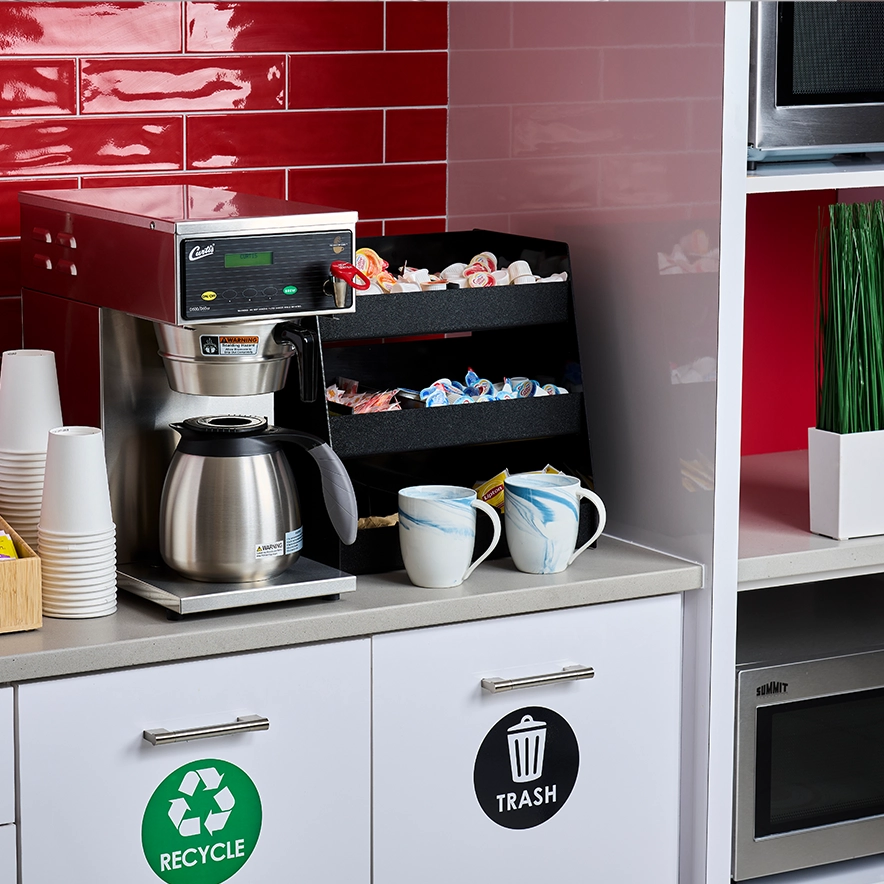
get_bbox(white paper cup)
[39,427,113,535]
[41,557,116,575]
[0,350,63,453]
[43,603,116,619]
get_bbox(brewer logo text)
[189,243,215,261]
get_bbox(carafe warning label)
[473,706,579,829]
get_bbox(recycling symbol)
[168,767,235,837]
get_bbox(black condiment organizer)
[275,230,596,575]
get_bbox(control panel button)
[282,285,298,295]
[32,228,52,243]
[32,254,52,270]
[221,289,238,300]
[242,287,258,299]
[201,291,217,301]
[57,260,77,276]
[263,286,277,297]
[55,232,77,249]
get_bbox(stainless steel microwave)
[734,580,884,880]
[749,2,884,163]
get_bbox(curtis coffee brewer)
[19,185,366,614]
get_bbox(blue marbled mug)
[398,485,501,588]
[504,473,606,574]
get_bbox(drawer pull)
[481,665,594,693]
[143,714,270,746]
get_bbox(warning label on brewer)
[199,335,260,356]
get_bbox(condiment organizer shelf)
[275,229,595,575]
[0,517,41,634]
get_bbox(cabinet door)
[18,639,370,883]
[373,595,683,884]
[0,687,13,824]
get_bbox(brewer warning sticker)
[141,758,262,883]
[199,335,260,356]
[473,706,579,829]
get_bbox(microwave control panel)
[180,230,354,321]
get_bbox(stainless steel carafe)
[160,415,357,583]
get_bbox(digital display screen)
[225,251,273,268]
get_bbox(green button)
[282,285,298,295]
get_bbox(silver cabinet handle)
[481,664,594,693]
[143,714,270,746]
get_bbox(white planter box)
[808,426,884,540]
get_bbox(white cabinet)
[372,594,683,884]
[0,824,15,882]
[17,639,370,883]
[0,687,13,825]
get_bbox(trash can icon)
[507,714,547,782]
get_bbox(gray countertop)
[0,535,702,683]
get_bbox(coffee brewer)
[19,185,364,614]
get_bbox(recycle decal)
[142,758,262,883]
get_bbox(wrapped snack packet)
[474,470,508,513]
[0,532,18,560]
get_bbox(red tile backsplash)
[386,2,448,51]
[385,109,447,163]
[288,53,448,110]
[288,163,446,221]
[0,3,181,55]
[0,62,76,116]
[188,111,384,169]
[0,1,449,350]
[0,118,184,177]
[186,2,384,53]
[81,57,285,114]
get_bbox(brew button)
[221,289,238,300]
[32,227,52,243]
[55,232,77,249]
[263,286,277,297]
[33,254,52,270]
[243,287,258,299]
[58,260,77,276]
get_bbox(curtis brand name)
[189,243,215,261]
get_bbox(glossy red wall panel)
[0,0,450,350]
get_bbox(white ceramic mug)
[504,473,606,574]
[398,485,501,588]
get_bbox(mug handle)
[463,498,502,580]
[567,487,607,567]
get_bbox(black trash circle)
[473,706,579,829]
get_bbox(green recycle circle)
[142,758,262,884]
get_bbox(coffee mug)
[504,473,606,574]
[398,485,501,588]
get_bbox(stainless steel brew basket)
[154,319,297,396]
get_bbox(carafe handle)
[266,429,358,545]
[274,323,318,402]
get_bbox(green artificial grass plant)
[816,200,884,434]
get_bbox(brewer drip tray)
[117,559,356,616]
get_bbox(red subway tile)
[288,163,446,219]
[512,3,693,48]
[0,118,183,177]
[0,296,22,349]
[599,152,722,208]
[188,111,383,169]
[448,106,511,161]
[386,2,447,51]
[384,217,446,236]
[356,220,384,238]
[82,170,286,200]
[0,178,76,239]
[0,62,76,116]
[289,53,447,109]
[186,2,383,53]
[602,46,724,101]
[692,3,725,44]
[0,3,181,55]
[81,56,284,114]
[385,109,446,163]
[449,48,601,106]
[449,3,512,51]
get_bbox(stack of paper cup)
[37,427,116,619]
[0,350,63,548]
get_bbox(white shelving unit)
[747,160,884,194]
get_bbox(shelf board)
[739,449,884,590]
[746,159,884,194]
[329,393,583,459]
